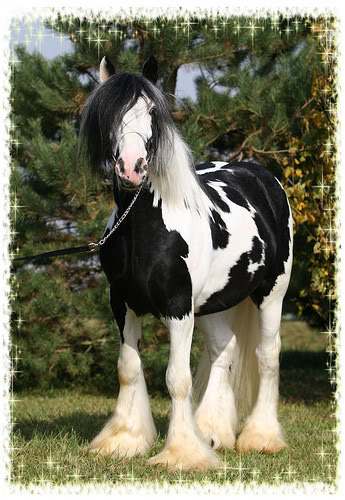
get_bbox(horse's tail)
[193,297,260,428]
[228,296,260,425]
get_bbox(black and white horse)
[80,56,293,471]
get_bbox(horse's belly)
[192,249,234,313]
[193,250,265,315]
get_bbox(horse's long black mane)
[80,72,176,173]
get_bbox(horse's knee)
[166,365,192,400]
[117,345,141,386]
[256,332,281,377]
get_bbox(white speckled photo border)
[1,1,343,497]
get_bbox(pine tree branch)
[278,97,315,136]
[185,50,233,66]
[252,147,292,155]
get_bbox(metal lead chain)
[88,176,147,252]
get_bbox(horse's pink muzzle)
[115,155,148,189]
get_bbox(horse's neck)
[149,133,210,218]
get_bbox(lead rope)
[88,175,147,252]
[14,176,148,263]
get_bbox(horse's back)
[196,161,288,218]
[196,160,291,252]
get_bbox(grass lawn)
[9,321,338,493]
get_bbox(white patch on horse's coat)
[246,200,257,217]
[247,260,260,275]
[206,180,231,208]
[248,235,266,277]
[196,161,229,175]
[120,96,153,145]
[274,176,286,191]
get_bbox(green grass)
[280,320,328,352]
[10,321,338,491]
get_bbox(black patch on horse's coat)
[110,287,127,343]
[100,189,192,330]
[249,236,264,267]
[203,181,230,213]
[209,209,229,249]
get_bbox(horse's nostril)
[134,157,147,175]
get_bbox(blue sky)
[10,18,199,101]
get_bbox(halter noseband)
[115,130,155,164]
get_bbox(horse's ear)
[142,56,159,84]
[100,56,115,83]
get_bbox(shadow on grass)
[15,411,110,443]
[14,409,170,446]
[280,350,332,404]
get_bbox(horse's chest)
[101,214,193,320]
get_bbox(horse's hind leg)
[236,294,287,453]
[194,310,238,451]
[90,305,157,457]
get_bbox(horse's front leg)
[90,305,157,457]
[148,312,221,471]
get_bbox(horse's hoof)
[236,422,288,454]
